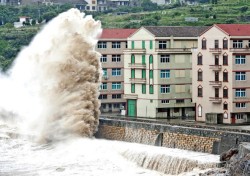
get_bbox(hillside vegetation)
[0,0,249,70]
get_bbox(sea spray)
[0,9,102,141]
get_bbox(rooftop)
[144,26,209,37]
[100,29,137,39]
[216,24,250,36]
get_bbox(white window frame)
[160,70,170,78]
[235,72,246,81]
[233,40,243,48]
[100,55,107,62]
[112,55,121,62]
[160,55,170,63]
[236,103,246,108]
[159,41,167,49]
[235,89,246,97]
[112,82,121,90]
[112,94,121,99]
[112,42,121,48]
[235,55,246,64]
[161,100,170,104]
[97,41,107,48]
[112,68,121,76]
[160,85,170,93]
[100,83,107,90]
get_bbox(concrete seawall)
[95,118,250,154]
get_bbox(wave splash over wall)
[0,9,102,142]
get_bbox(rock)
[220,148,238,162]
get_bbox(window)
[198,87,202,97]
[99,94,107,99]
[235,89,246,97]
[160,85,170,93]
[112,82,121,90]
[131,41,134,49]
[223,55,228,65]
[142,69,146,79]
[215,55,219,65]
[142,84,146,94]
[160,55,170,63]
[215,71,219,81]
[142,55,146,64]
[249,40,250,48]
[198,105,202,117]
[198,70,202,81]
[92,6,96,10]
[113,103,120,108]
[112,68,121,76]
[233,40,243,48]
[197,55,202,65]
[150,40,153,49]
[149,70,153,78]
[235,55,246,64]
[176,99,184,103]
[102,68,107,76]
[149,55,153,63]
[215,88,219,98]
[142,40,145,49]
[160,70,170,78]
[125,42,127,48]
[224,112,228,119]
[236,103,246,108]
[131,54,135,63]
[100,83,107,90]
[131,69,135,78]
[214,40,219,48]
[159,41,167,49]
[112,94,121,99]
[236,114,244,119]
[112,55,121,62]
[100,55,107,62]
[131,84,135,93]
[223,87,228,98]
[223,102,228,110]
[223,71,228,82]
[223,38,228,49]
[101,103,106,109]
[235,72,246,81]
[97,41,107,48]
[149,85,154,94]
[161,100,169,104]
[202,38,206,49]
[112,42,121,48]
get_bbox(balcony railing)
[209,97,222,104]
[209,48,222,53]
[209,81,222,87]
[124,48,146,54]
[209,65,222,71]
[129,78,146,84]
[155,48,191,53]
[229,47,250,52]
[128,63,146,68]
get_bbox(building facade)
[96,28,137,113]
[192,24,250,124]
[124,26,208,118]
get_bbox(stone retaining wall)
[95,119,250,154]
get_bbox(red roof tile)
[100,29,137,39]
[216,24,250,36]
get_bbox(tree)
[42,11,57,22]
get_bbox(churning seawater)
[0,9,219,176]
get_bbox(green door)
[128,99,136,117]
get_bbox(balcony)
[124,48,146,54]
[124,94,138,99]
[209,65,222,71]
[155,48,191,54]
[128,63,146,68]
[209,81,222,87]
[229,47,250,53]
[209,97,222,104]
[209,48,222,54]
[129,78,146,84]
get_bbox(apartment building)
[97,28,137,113]
[192,24,250,124]
[124,26,208,118]
[85,0,97,11]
